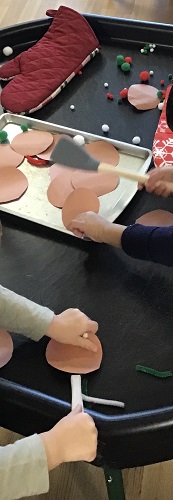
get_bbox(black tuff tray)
[1,15,173,470]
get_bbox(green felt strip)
[136,364,172,378]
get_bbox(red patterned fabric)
[152,85,173,168]
[0,6,100,114]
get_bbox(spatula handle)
[98,162,173,191]
[71,375,83,411]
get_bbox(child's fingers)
[86,320,98,334]
[77,336,98,352]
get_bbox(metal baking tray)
[0,113,152,235]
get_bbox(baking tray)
[0,113,151,234]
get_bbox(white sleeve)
[0,434,49,499]
[0,284,54,341]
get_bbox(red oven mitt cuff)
[0,6,100,114]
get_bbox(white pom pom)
[73,134,85,146]
[70,105,75,110]
[149,70,154,76]
[153,44,156,48]
[158,102,164,111]
[149,44,153,48]
[140,49,144,53]
[3,46,13,56]
[102,124,109,133]
[132,136,141,145]
[150,48,154,53]
[104,82,109,88]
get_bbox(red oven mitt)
[0,6,100,114]
[152,84,173,167]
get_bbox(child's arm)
[0,285,98,351]
[0,405,97,500]
[68,212,173,266]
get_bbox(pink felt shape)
[128,84,159,110]
[46,333,102,374]
[0,328,13,368]
[152,85,173,167]
[0,6,99,114]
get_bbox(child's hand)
[68,211,109,242]
[47,308,98,352]
[138,166,173,197]
[41,405,98,470]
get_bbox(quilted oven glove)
[0,6,100,114]
[152,84,173,167]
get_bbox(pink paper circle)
[62,188,100,229]
[85,140,119,165]
[0,167,28,203]
[0,143,24,169]
[71,170,118,196]
[37,133,61,160]
[11,130,53,156]
[46,333,102,374]
[128,84,160,110]
[136,209,173,226]
[0,328,13,368]
[47,165,75,208]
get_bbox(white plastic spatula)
[50,135,173,191]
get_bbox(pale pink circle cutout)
[128,84,160,110]
[11,130,53,156]
[85,140,119,165]
[0,143,24,169]
[71,170,118,196]
[62,187,100,229]
[47,165,75,208]
[0,328,13,368]
[136,209,173,226]
[37,133,61,160]
[46,333,102,374]
[0,167,28,203]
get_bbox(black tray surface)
[1,15,173,469]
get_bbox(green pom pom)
[157,90,163,99]
[168,74,172,80]
[121,62,130,72]
[0,130,8,143]
[118,98,123,104]
[143,49,148,54]
[144,44,150,50]
[20,124,29,132]
[116,55,124,66]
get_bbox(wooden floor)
[1,1,173,499]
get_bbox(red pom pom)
[124,56,132,64]
[78,70,82,75]
[140,71,150,81]
[119,88,128,99]
[160,79,165,85]
[162,90,166,97]
[106,92,114,100]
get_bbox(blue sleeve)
[121,224,173,266]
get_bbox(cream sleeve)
[0,284,54,341]
[0,434,49,499]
